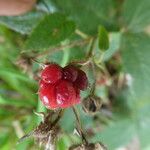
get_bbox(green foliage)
[49,0,118,34]
[25,13,76,50]
[102,32,121,61]
[121,33,150,107]
[98,25,109,51]
[0,0,150,149]
[0,11,44,34]
[123,0,150,32]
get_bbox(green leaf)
[0,68,37,104]
[102,32,121,61]
[57,136,71,150]
[123,0,150,32]
[50,0,118,34]
[92,119,136,149]
[121,33,150,107]
[121,33,150,149]
[137,106,150,149]
[98,25,109,51]
[60,108,75,132]
[94,32,121,63]
[0,95,33,107]
[25,13,76,50]
[0,11,44,34]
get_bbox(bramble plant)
[0,0,150,150]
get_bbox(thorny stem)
[35,38,91,58]
[72,106,88,144]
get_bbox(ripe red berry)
[38,63,88,109]
[39,84,58,109]
[74,88,80,104]
[39,80,49,89]
[41,64,62,84]
[63,65,78,82]
[74,69,88,90]
[55,80,77,108]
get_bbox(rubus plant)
[0,0,150,150]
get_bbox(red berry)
[39,80,49,89]
[74,88,80,104]
[41,64,62,84]
[74,69,88,90]
[63,65,78,82]
[39,84,58,109]
[56,80,77,108]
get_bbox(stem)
[70,59,91,66]
[75,29,89,39]
[87,37,96,58]
[86,37,97,94]
[90,61,97,95]
[95,62,111,78]
[35,38,91,58]
[61,41,70,67]
[51,109,64,128]
[72,106,88,144]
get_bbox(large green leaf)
[121,33,150,107]
[0,12,44,34]
[50,0,117,34]
[25,13,76,50]
[123,0,150,32]
[92,119,136,149]
[121,33,150,149]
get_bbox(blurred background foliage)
[0,0,150,149]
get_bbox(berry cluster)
[39,63,88,109]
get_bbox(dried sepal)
[18,111,62,149]
[82,95,102,115]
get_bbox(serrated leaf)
[0,11,44,34]
[50,0,118,34]
[123,0,150,32]
[25,13,76,50]
[98,25,109,51]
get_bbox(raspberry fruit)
[74,69,88,90]
[38,63,88,109]
[39,80,49,89]
[63,65,78,82]
[41,64,62,84]
[39,84,57,109]
[56,80,77,108]
[75,88,80,104]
